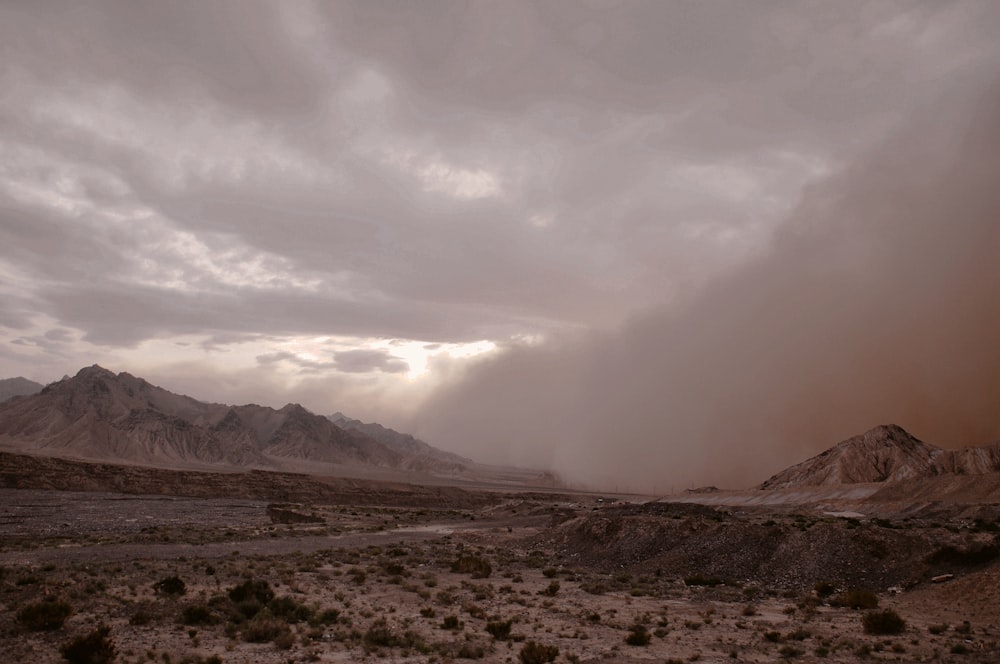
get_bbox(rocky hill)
[0,365,460,475]
[761,424,1000,489]
[0,377,43,403]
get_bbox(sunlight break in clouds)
[1,1,998,490]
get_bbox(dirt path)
[0,525,466,565]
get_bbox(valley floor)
[0,488,998,663]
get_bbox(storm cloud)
[414,78,1000,490]
[1,2,999,489]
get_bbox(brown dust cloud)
[412,80,1000,492]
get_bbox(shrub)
[363,618,398,647]
[928,543,999,566]
[228,579,274,604]
[129,609,154,626]
[831,589,878,609]
[486,619,512,640]
[862,609,906,635]
[268,595,312,623]
[625,623,651,646]
[242,615,291,643]
[17,599,73,631]
[814,581,836,597]
[451,555,492,579]
[181,604,218,626]
[60,623,116,664]
[541,581,560,597]
[519,641,559,664]
[152,576,186,597]
[441,615,462,630]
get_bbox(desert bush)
[17,599,73,631]
[312,608,340,626]
[541,581,560,597]
[486,619,512,640]
[625,623,651,646]
[129,609,154,626]
[862,609,906,635]
[519,641,559,664]
[60,623,116,664]
[153,576,186,597]
[181,604,218,626]
[242,615,291,643]
[928,543,999,566]
[363,618,396,647]
[831,589,878,609]
[268,595,313,623]
[227,579,274,604]
[451,555,492,578]
[814,581,836,597]
[441,614,462,630]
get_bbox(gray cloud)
[1,2,999,486]
[333,350,409,375]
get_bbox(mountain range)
[0,365,471,477]
[760,424,1000,489]
[0,377,44,404]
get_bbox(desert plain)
[1,460,998,664]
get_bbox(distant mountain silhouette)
[760,424,1000,489]
[0,377,44,403]
[0,365,463,475]
[329,413,470,473]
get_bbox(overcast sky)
[2,2,999,489]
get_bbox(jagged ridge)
[0,365,454,474]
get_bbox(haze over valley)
[2,4,1000,661]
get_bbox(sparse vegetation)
[152,575,186,597]
[2,475,996,664]
[451,555,492,578]
[486,618,512,640]
[625,623,651,646]
[831,589,878,609]
[60,624,116,664]
[862,609,906,635]
[17,599,73,631]
[519,641,559,664]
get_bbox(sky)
[2,1,999,490]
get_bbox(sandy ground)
[1,489,998,663]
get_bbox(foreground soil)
[1,485,998,663]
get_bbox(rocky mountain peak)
[760,424,1000,489]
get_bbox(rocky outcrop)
[761,424,1000,489]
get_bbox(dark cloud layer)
[2,2,999,489]
[414,79,1000,490]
